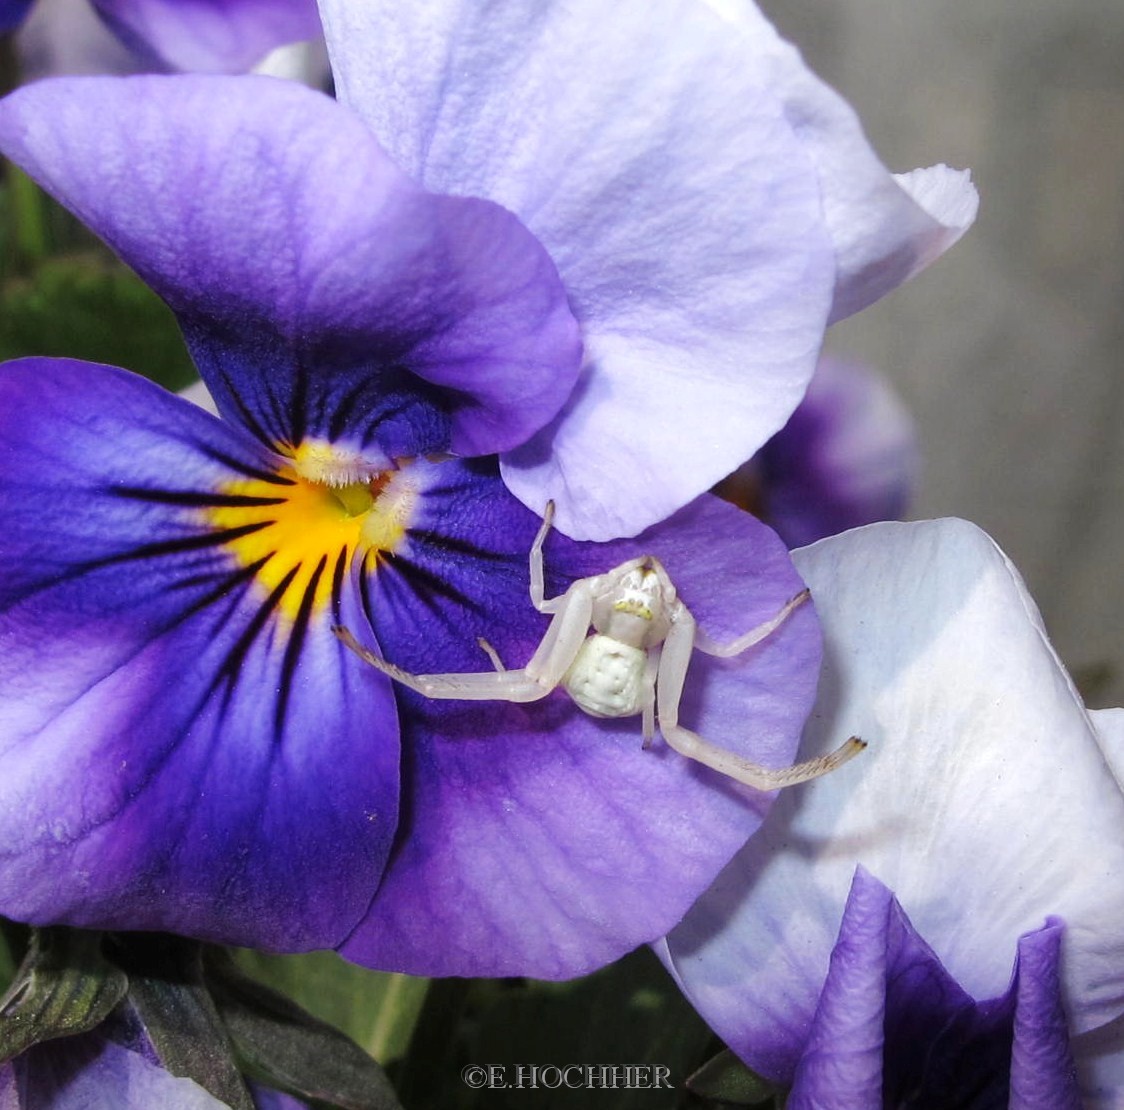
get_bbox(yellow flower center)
[205,452,418,623]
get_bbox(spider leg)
[334,626,550,703]
[655,607,865,789]
[641,644,660,749]
[693,588,811,658]
[530,501,566,614]
[524,579,595,687]
[477,637,506,672]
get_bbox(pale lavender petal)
[663,519,1124,1082]
[322,0,836,538]
[703,1,978,322]
[91,0,322,73]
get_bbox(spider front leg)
[655,606,865,790]
[693,587,811,658]
[333,578,597,704]
[530,500,562,614]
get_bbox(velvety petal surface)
[756,356,918,547]
[91,0,321,73]
[338,461,822,977]
[0,358,400,949]
[0,76,581,465]
[661,519,1124,1082]
[321,0,837,539]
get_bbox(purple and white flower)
[659,519,1124,1105]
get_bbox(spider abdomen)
[563,634,647,719]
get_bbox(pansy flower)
[716,355,919,548]
[659,519,1124,1103]
[0,0,321,73]
[0,73,825,978]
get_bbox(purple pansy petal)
[756,356,918,547]
[1011,921,1083,1109]
[707,1,978,322]
[249,1086,311,1110]
[0,0,34,33]
[783,869,1078,1109]
[787,869,890,1107]
[339,461,821,977]
[91,0,321,73]
[662,519,1124,1079]
[321,0,837,539]
[0,76,581,464]
[0,358,400,949]
[0,1033,229,1110]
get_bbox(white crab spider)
[335,503,864,791]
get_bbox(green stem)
[7,165,49,270]
[365,972,430,1064]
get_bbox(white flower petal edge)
[660,519,1124,1079]
[706,0,979,322]
[1072,711,1124,1108]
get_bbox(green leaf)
[0,253,197,390]
[110,934,254,1110]
[686,1047,784,1107]
[0,927,128,1063]
[232,948,428,1065]
[205,948,402,1110]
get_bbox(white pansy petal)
[1090,707,1124,789]
[320,0,836,537]
[1074,1015,1124,1110]
[664,519,1124,1080]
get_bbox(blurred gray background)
[762,0,1124,706]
